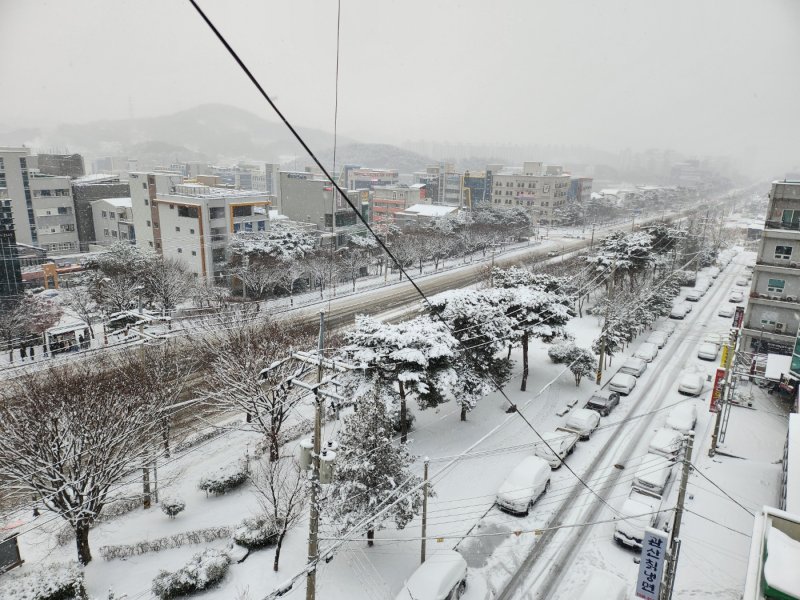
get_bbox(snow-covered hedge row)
[98,526,232,560]
[197,461,248,496]
[173,421,242,454]
[55,496,143,545]
[151,549,231,599]
[232,515,279,549]
[1,562,86,600]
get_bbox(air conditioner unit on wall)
[776,322,786,332]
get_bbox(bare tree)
[250,457,307,571]
[305,251,333,299]
[274,257,307,307]
[337,248,370,292]
[0,299,28,362]
[144,257,192,314]
[0,362,163,564]
[236,260,281,300]
[64,286,100,339]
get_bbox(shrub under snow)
[1,562,86,600]
[151,548,231,599]
[99,527,232,560]
[161,496,186,519]
[197,461,248,496]
[232,514,279,549]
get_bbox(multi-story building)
[90,198,135,247]
[370,184,426,223]
[414,163,464,206]
[463,170,488,208]
[71,173,131,251]
[37,153,85,178]
[742,180,800,355]
[129,172,274,279]
[568,177,593,204]
[490,161,570,224]
[0,200,23,301]
[346,167,399,191]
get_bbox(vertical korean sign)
[635,527,669,600]
[709,368,725,413]
[733,306,744,329]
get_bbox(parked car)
[647,331,669,348]
[564,408,601,440]
[634,342,659,363]
[669,305,687,320]
[619,356,647,377]
[633,455,674,495]
[609,373,637,396]
[718,305,735,318]
[735,277,749,286]
[395,550,468,600]
[705,332,724,347]
[657,321,676,336]
[697,342,719,361]
[648,427,684,460]
[685,289,703,302]
[495,456,551,515]
[614,487,663,548]
[683,301,693,313]
[678,371,705,396]
[574,569,628,600]
[709,267,720,279]
[696,277,711,291]
[729,291,744,303]
[534,429,580,468]
[666,403,697,433]
[585,391,621,416]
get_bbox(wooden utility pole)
[596,258,617,384]
[420,458,429,564]
[661,432,694,600]
[306,311,325,600]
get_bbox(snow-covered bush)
[161,496,186,519]
[151,549,231,599]
[547,341,596,386]
[198,461,248,496]
[2,562,86,600]
[99,527,232,560]
[232,514,279,549]
[173,421,242,454]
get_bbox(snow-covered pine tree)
[326,384,425,547]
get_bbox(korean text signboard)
[709,368,725,413]
[635,527,668,599]
[733,306,744,329]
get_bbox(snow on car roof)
[404,550,466,600]
[650,428,682,451]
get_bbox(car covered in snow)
[534,429,579,468]
[620,356,647,378]
[718,305,735,318]
[735,277,749,286]
[647,331,669,348]
[648,427,684,460]
[633,455,673,495]
[729,291,745,303]
[496,456,551,515]
[634,342,659,363]
[708,267,720,279]
[395,549,468,600]
[677,371,705,396]
[574,568,628,600]
[613,487,663,549]
[564,408,601,440]
[656,321,676,336]
[669,304,687,320]
[584,391,621,416]
[685,289,703,302]
[704,332,724,348]
[697,342,719,361]
[666,403,697,433]
[696,277,711,291]
[609,373,637,396]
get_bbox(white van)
[395,550,468,600]
[633,455,673,495]
[564,408,601,440]
[575,568,628,600]
[496,456,551,515]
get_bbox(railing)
[765,220,800,231]
[749,291,800,305]
[755,258,800,269]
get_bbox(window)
[19,158,26,169]
[189,228,195,234]
[177,248,182,253]
[233,205,252,217]
[154,221,159,229]
[191,250,197,256]
[111,230,118,238]
[57,206,70,215]
[144,198,149,206]
[244,222,253,232]
[146,220,151,227]
[783,210,800,228]
[169,204,175,210]
[120,233,127,240]
[61,224,75,232]
[258,220,266,231]
[233,222,241,233]
[102,210,107,218]
[109,212,115,219]
[178,205,198,218]
[775,245,793,260]
[543,184,551,193]
[209,207,225,219]
[148,241,153,247]
[767,279,785,293]
[175,226,181,232]
[103,228,109,237]
[142,182,147,189]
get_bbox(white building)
[490,162,570,224]
[89,198,134,247]
[395,203,459,227]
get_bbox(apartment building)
[129,172,274,279]
[490,161,570,224]
[0,200,23,301]
[90,198,135,247]
[568,177,593,204]
[72,173,131,251]
[346,167,399,190]
[370,184,426,223]
[742,180,800,355]
[37,153,85,178]
[414,163,464,206]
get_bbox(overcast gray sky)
[1,0,799,174]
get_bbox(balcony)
[749,291,800,306]
[765,219,800,232]
[754,259,800,274]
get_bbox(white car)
[708,267,720,279]
[634,342,659,363]
[735,277,749,286]
[678,372,705,396]
[495,456,551,515]
[534,430,579,469]
[705,332,724,347]
[657,321,676,336]
[620,356,647,377]
[633,455,674,495]
[669,305,687,320]
[395,550,468,600]
[685,289,703,302]
[729,291,744,303]
[696,278,711,291]
[575,569,628,600]
[697,342,719,361]
[683,301,693,313]
[647,331,669,348]
[614,488,662,548]
[718,305,735,318]
[564,408,601,440]
[649,427,683,460]
[667,403,697,433]
[609,372,637,395]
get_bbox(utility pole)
[420,458,429,564]
[490,249,496,287]
[661,433,694,600]
[590,223,596,251]
[596,258,617,384]
[710,328,738,456]
[694,210,710,279]
[306,311,325,600]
